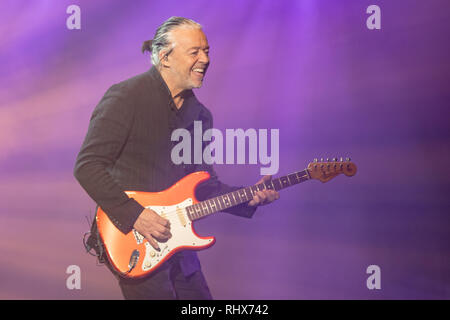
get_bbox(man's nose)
[199,50,209,64]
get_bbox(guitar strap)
[83,206,132,278]
[83,205,107,265]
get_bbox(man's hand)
[133,208,171,250]
[248,175,280,207]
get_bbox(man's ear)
[159,51,170,68]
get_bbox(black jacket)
[74,66,256,276]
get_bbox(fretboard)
[185,169,310,221]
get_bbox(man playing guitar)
[74,16,279,300]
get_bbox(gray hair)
[141,17,202,66]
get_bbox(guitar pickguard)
[135,198,212,272]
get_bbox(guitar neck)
[186,169,311,221]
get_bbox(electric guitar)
[96,158,357,278]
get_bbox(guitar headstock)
[307,157,357,183]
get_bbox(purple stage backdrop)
[0,0,449,299]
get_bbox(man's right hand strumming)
[133,208,171,250]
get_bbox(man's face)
[163,27,210,90]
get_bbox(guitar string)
[134,173,310,223]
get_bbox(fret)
[191,206,197,219]
[227,191,239,206]
[237,189,244,201]
[300,170,307,180]
[218,196,226,210]
[213,197,222,211]
[264,180,274,190]
[230,190,237,203]
[209,199,217,212]
[205,200,213,214]
[225,193,232,206]
[195,203,202,218]
[298,172,305,182]
[192,209,197,220]
[222,194,230,208]
[186,206,194,220]
[236,189,244,202]
[244,187,252,201]
[273,179,282,190]
[250,185,257,196]
[200,202,207,215]
[280,176,290,188]
[287,173,297,185]
[228,192,235,204]
[304,169,311,180]
[297,170,309,182]
[227,192,238,207]
[230,191,241,205]
[235,191,241,203]
[188,205,194,219]
[227,193,234,207]
[239,191,245,202]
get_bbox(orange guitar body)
[96,171,215,278]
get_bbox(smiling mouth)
[192,68,205,78]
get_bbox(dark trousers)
[117,256,213,300]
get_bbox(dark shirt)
[74,66,256,276]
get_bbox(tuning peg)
[346,157,351,161]
[320,158,324,162]
[332,158,337,161]
[326,158,329,162]
[313,158,318,162]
